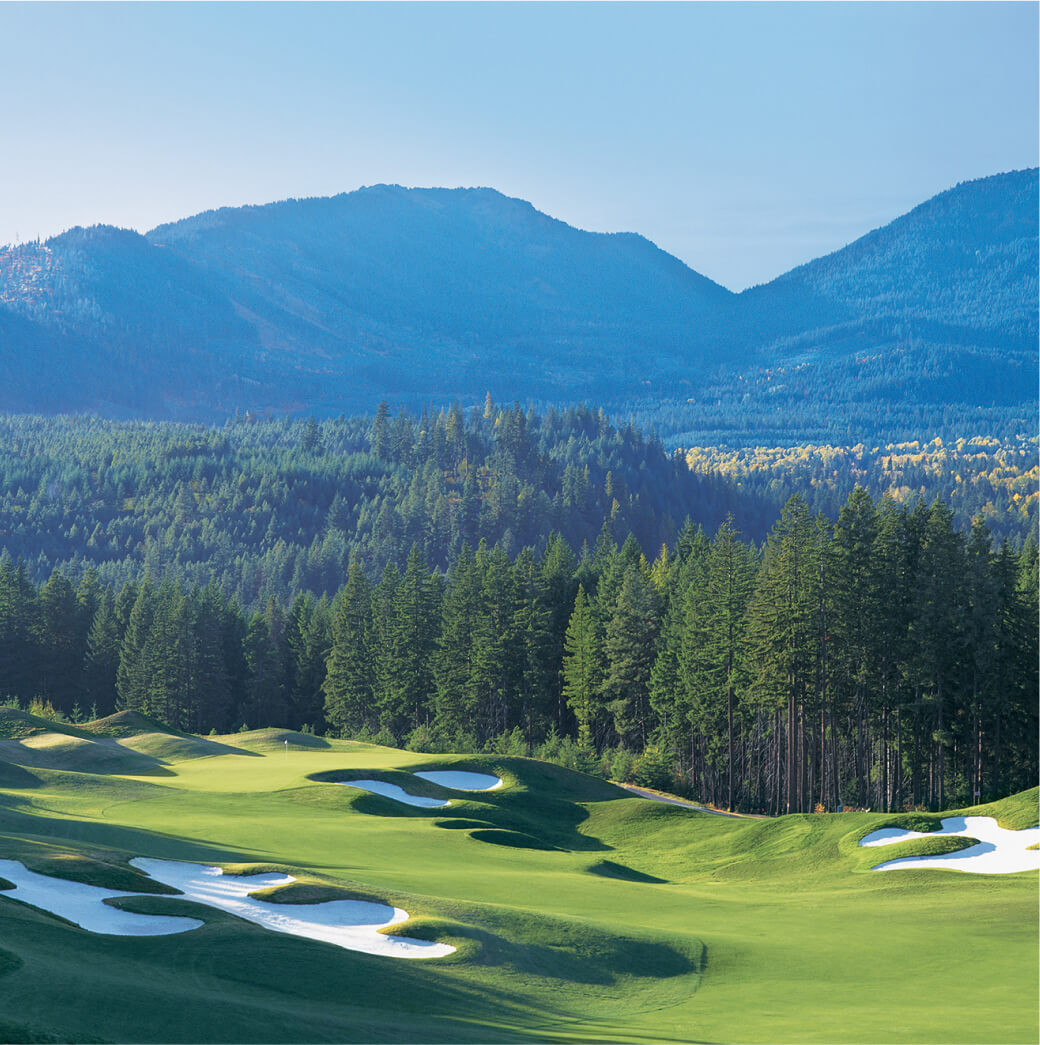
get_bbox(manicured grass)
[0,724,1036,1044]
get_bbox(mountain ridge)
[0,169,1034,438]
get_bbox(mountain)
[0,172,1035,438]
[735,168,1038,402]
[0,187,732,419]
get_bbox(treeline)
[0,403,760,605]
[1,488,1035,812]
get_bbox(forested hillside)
[0,408,1032,605]
[0,171,1034,444]
[743,167,1038,345]
[0,404,766,604]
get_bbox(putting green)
[0,711,1035,1044]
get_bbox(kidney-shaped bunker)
[339,780,450,808]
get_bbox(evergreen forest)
[0,406,1034,603]
[0,403,1035,814]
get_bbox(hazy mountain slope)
[147,185,734,400]
[625,169,1039,442]
[733,169,1037,382]
[0,173,1034,436]
[0,228,270,417]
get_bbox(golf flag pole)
[285,738,288,759]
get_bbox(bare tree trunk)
[727,676,734,811]
[881,704,889,812]
[896,703,903,811]
[786,686,796,814]
[936,677,945,810]
[912,684,921,806]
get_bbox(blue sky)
[1,1,1036,290]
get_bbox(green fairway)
[0,710,1036,1044]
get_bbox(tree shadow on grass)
[586,859,667,884]
[469,829,562,852]
[0,759,42,789]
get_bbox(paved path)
[618,784,748,818]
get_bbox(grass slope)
[0,719,1035,1044]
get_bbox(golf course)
[0,707,1036,1044]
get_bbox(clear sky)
[1,1,1036,290]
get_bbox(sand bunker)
[0,857,453,957]
[339,780,450,807]
[859,816,1040,874]
[413,770,503,792]
[131,859,455,958]
[0,859,203,936]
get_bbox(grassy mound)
[81,711,193,740]
[0,708,95,742]
[224,728,331,750]
[955,786,1040,830]
[0,759,40,789]
[115,732,253,763]
[0,734,173,777]
[0,712,263,776]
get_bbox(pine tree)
[538,533,578,730]
[0,556,35,702]
[910,499,966,809]
[189,585,234,733]
[243,609,287,729]
[116,577,156,713]
[562,585,601,746]
[511,547,553,746]
[832,487,882,809]
[35,572,83,714]
[378,547,438,737]
[603,565,659,749]
[82,589,121,716]
[469,545,519,741]
[371,401,391,461]
[746,497,820,814]
[323,564,374,736]
[433,546,481,742]
[704,518,757,810]
[286,593,330,732]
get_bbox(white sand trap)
[131,859,455,958]
[859,816,1040,874]
[339,780,450,808]
[0,859,203,936]
[413,770,503,792]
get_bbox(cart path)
[618,784,755,818]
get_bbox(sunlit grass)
[0,716,1035,1044]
